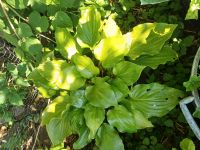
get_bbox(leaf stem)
[0,0,20,39]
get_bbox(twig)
[6,3,28,22]
[37,33,56,44]
[31,124,41,150]
[0,0,20,39]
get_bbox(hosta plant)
[29,5,184,149]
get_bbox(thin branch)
[31,124,41,150]
[38,33,56,44]
[0,0,20,39]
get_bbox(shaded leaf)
[183,76,200,91]
[84,104,105,139]
[107,105,137,133]
[42,95,70,125]
[17,22,33,38]
[52,11,73,29]
[29,11,49,32]
[85,80,117,108]
[129,83,184,118]
[133,45,178,69]
[96,123,124,150]
[113,61,145,85]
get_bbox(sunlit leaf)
[72,54,99,78]
[94,36,129,68]
[29,60,85,90]
[133,45,178,69]
[129,83,184,118]
[125,23,177,59]
[55,28,78,59]
[113,61,145,85]
[96,123,124,150]
[180,138,195,150]
[85,80,117,108]
[76,6,101,48]
[107,105,137,133]
[102,16,122,38]
[185,0,200,20]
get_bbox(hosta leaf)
[76,6,101,48]
[85,80,117,108]
[84,104,105,139]
[46,114,70,145]
[17,22,33,38]
[96,123,124,150]
[34,60,85,90]
[72,54,99,78]
[132,109,153,129]
[140,0,169,5]
[183,76,200,91]
[70,90,87,108]
[55,28,78,59]
[180,138,195,150]
[52,11,73,29]
[125,23,177,59]
[185,0,200,20]
[94,36,129,68]
[113,61,145,85]
[133,45,178,69]
[73,127,91,149]
[102,16,122,38]
[29,11,49,32]
[107,105,137,133]
[42,95,70,125]
[129,83,184,118]
[110,78,129,102]
[46,107,85,146]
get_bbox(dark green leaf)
[96,123,124,150]
[29,11,49,32]
[107,105,137,133]
[52,11,73,29]
[129,83,184,118]
[133,45,178,69]
[17,23,33,38]
[85,80,117,108]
